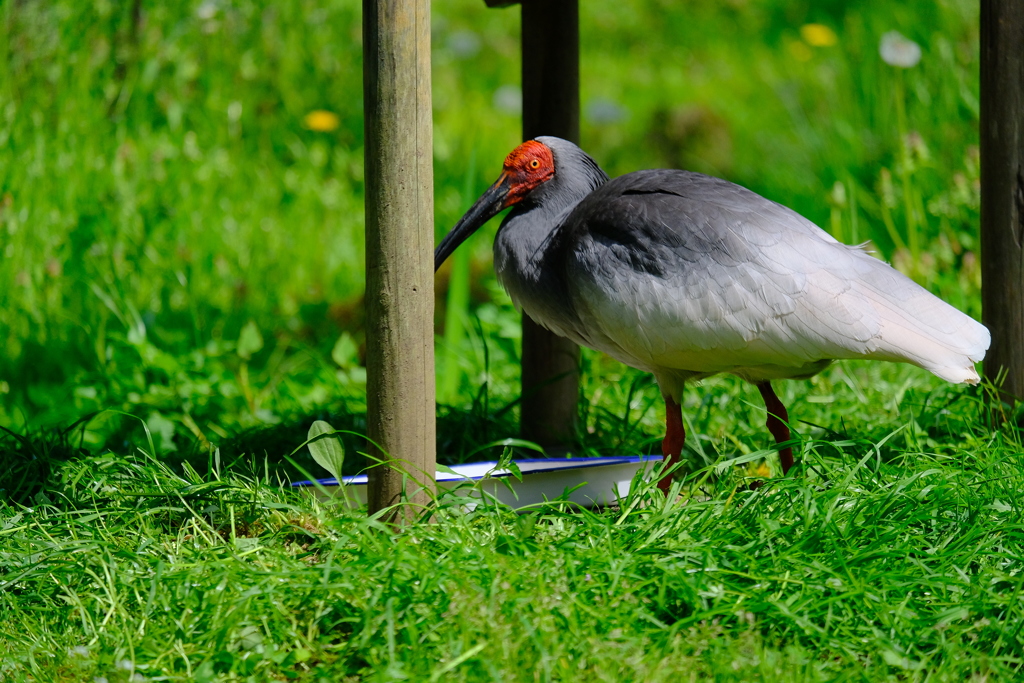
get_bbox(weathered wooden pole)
[980,0,1024,405]
[518,0,581,450]
[363,0,436,518]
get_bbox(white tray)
[291,456,663,509]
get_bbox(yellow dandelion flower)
[303,110,340,132]
[800,23,838,47]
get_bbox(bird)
[434,136,990,492]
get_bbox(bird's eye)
[529,159,540,170]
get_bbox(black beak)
[434,174,512,272]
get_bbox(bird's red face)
[498,140,555,207]
[434,139,556,272]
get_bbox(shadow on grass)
[0,398,527,506]
[0,423,91,505]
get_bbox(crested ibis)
[434,137,990,492]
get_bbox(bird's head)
[497,139,557,205]
[434,139,556,272]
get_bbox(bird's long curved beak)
[434,174,512,272]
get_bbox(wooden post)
[980,0,1024,405]
[519,0,581,450]
[363,0,436,519]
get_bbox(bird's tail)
[862,280,989,385]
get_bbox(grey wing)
[563,170,987,383]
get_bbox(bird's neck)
[492,165,608,333]
[495,169,602,278]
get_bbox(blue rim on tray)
[291,455,663,487]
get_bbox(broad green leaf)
[237,321,264,360]
[145,411,178,453]
[331,332,360,369]
[308,420,345,483]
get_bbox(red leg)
[659,396,685,494]
[756,381,795,475]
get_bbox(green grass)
[4,361,1023,680]
[2,381,1023,681]
[3,0,1016,679]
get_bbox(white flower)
[447,30,481,59]
[196,3,217,20]
[586,99,626,125]
[493,85,522,115]
[880,31,921,68]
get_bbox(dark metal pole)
[363,0,436,519]
[980,0,1024,405]
[519,0,581,450]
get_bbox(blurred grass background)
[6,4,1022,678]
[0,0,982,469]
